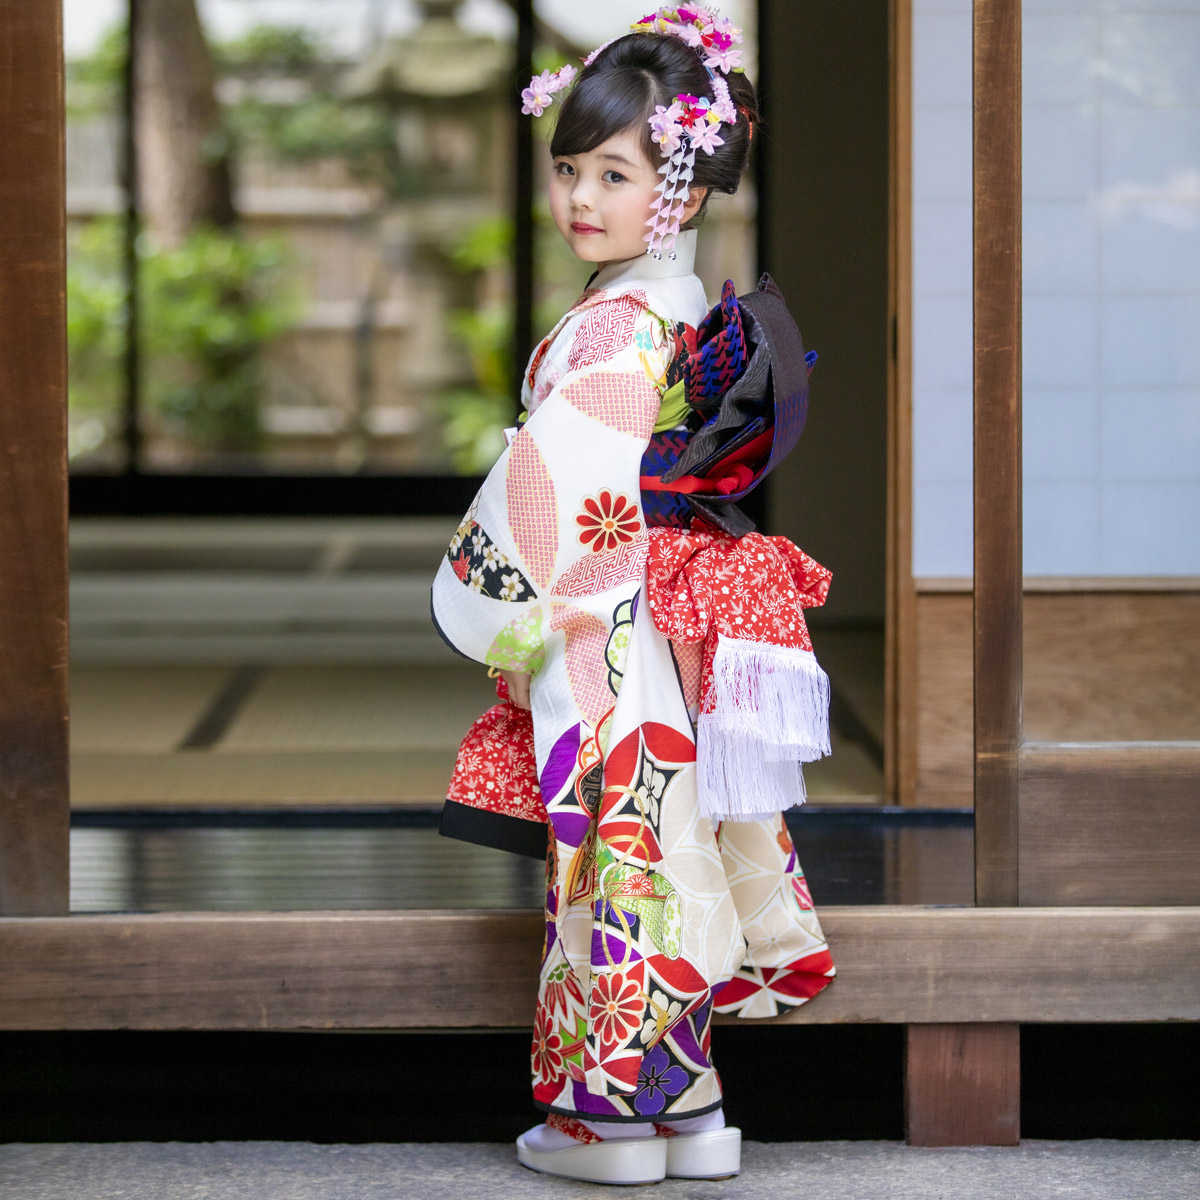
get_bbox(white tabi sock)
[658,1109,726,1134]
[520,1119,656,1152]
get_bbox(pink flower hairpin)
[520,64,577,117]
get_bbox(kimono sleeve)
[431,300,673,676]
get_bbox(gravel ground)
[2,1139,1199,1200]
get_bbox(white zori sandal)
[516,1114,667,1185]
[654,1121,742,1180]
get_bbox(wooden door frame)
[0,0,70,917]
[886,0,917,806]
[886,0,1023,868]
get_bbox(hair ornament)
[520,64,577,117]
[630,6,744,74]
[643,92,732,258]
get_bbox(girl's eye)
[602,170,626,184]
[554,161,575,176]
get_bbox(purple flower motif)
[552,64,577,91]
[633,1043,690,1115]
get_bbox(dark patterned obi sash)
[640,431,694,529]
[639,275,817,537]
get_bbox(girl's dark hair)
[549,33,759,225]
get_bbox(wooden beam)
[972,0,1022,904]
[1020,743,1200,905]
[906,1024,1020,1145]
[2,907,1197,1031]
[886,0,917,805]
[0,0,70,915]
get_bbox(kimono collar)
[589,230,698,292]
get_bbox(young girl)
[432,8,835,1185]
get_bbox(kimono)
[431,231,834,1123]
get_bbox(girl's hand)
[501,669,532,710]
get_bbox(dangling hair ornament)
[521,6,745,257]
[634,8,743,258]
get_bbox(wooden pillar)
[885,0,916,805]
[0,1,70,915]
[972,0,1022,906]
[901,0,1024,1151]
[906,1024,1020,1146]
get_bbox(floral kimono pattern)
[431,236,834,1123]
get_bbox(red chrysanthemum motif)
[575,490,642,553]
[589,970,643,1046]
[531,1008,565,1084]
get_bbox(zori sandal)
[655,1124,742,1179]
[517,1116,667,1186]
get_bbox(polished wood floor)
[69,809,973,913]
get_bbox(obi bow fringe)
[698,635,832,823]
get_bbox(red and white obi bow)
[645,526,833,823]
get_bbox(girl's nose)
[570,177,594,209]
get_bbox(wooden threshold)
[2,906,1197,1031]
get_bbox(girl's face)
[550,127,701,266]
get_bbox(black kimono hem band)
[439,799,549,860]
[534,1098,724,1124]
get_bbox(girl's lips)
[571,222,603,234]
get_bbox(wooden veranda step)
[2,906,1198,1031]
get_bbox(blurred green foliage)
[437,216,513,473]
[66,19,591,472]
[216,25,323,72]
[67,219,299,457]
[435,201,593,474]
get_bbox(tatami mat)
[803,730,884,803]
[215,664,495,753]
[71,667,235,754]
[68,520,887,810]
[811,626,886,748]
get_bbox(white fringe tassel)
[697,634,832,824]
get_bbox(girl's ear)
[681,186,708,224]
